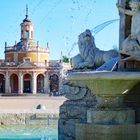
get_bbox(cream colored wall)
[39,52,49,62]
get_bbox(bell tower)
[20,5,33,47]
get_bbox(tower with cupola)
[20,6,34,49]
[4,6,49,64]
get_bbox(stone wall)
[0,113,59,125]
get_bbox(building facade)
[0,11,64,95]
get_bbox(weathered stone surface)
[76,123,137,140]
[61,82,87,100]
[60,102,87,120]
[58,81,97,140]
[136,108,140,123]
[95,95,124,108]
[0,113,26,125]
[0,113,58,125]
[58,119,80,140]
[137,124,140,140]
[87,109,135,125]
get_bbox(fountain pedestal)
[76,124,137,140]
[75,109,136,140]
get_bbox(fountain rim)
[67,71,140,80]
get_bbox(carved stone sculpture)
[121,36,140,55]
[117,0,140,56]
[71,29,118,69]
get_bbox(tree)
[62,56,69,63]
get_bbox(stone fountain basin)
[67,71,140,95]
[67,71,140,108]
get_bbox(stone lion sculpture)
[71,29,118,69]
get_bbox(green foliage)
[62,56,69,63]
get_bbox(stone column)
[5,71,10,93]
[44,72,50,95]
[32,72,37,94]
[18,72,23,94]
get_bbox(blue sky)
[0,0,119,60]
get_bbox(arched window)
[49,74,59,96]
[37,74,44,93]
[23,74,31,93]
[10,74,18,93]
[0,74,5,93]
[26,30,29,38]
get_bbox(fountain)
[67,71,140,140]
[58,0,140,140]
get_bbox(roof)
[17,61,37,68]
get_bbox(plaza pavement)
[0,95,67,114]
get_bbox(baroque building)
[0,9,64,95]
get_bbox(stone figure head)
[78,29,95,48]
[129,0,140,12]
